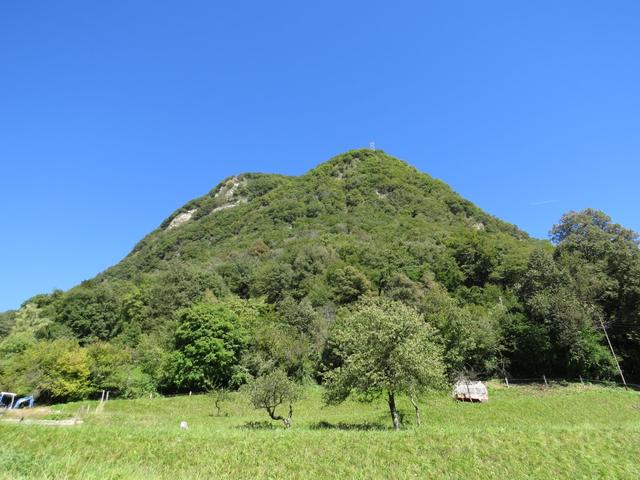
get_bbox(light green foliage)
[87,342,131,391]
[243,369,303,427]
[324,298,445,428]
[219,295,275,331]
[5,152,640,401]
[244,322,315,381]
[0,339,92,401]
[85,342,155,398]
[0,310,16,338]
[10,303,52,337]
[133,332,172,391]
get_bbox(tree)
[252,262,294,303]
[169,303,247,391]
[148,267,229,320]
[57,283,123,341]
[550,209,638,249]
[513,248,616,378]
[550,209,640,381]
[323,298,445,430]
[242,322,315,381]
[1,339,92,402]
[243,369,302,428]
[209,386,231,416]
[447,229,499,288]
[327,266,370,304]
[0,310,16,338]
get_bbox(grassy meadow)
[1,382,639,479]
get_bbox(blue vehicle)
[0,392,35,409]
[13,396,34,409]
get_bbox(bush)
[168,303,248,391]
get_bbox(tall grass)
[1,383,639,479]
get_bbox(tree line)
[1,207,638,426]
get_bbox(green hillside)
[108,149,538,281]
[1,149,639,402]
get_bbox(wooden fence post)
[543,375,548,387]
[505,377,510,388]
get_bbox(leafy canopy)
[324,298,445,404]
[169,303,248,391]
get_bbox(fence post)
[505,377,510,388]
[543,375,548,387]
[579,376,584,386]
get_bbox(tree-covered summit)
[108,149,535,279]
[1,150,638,402]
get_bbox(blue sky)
[1,1,639,311]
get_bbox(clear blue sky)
[1,1,639,311]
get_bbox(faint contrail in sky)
[529,200,557,206]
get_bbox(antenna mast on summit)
[369,141,376,151]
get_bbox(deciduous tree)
[323,298,445,430]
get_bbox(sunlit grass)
[1,382,639,479]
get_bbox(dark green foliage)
[148,266,229,320]
[57,282,123,341]
[551,210,640,380]
[0,310,16,337]
[168,303,248,391]
[422,284,505,378]
[448,230,499,287]
[3,151,638,402]
[252,261,295,303]
[506,247,617,378]
[327,266,370,304]
[217,255,257,298]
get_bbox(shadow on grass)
[237,421,279,430]
[310,420,387,431]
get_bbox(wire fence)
[503,375,640,391]
[80,378,640,404]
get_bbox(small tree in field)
[209,386,230,416]
[244,370,302,428]
[323,298,445,430]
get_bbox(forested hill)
[2,149,639,402]
[107,148,538,281]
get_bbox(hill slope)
[107,148,540,282]
[2,149,570,400]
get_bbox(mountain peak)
[110,150,534,281]
[309,149,411,177]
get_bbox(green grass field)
[1,383,639,479]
